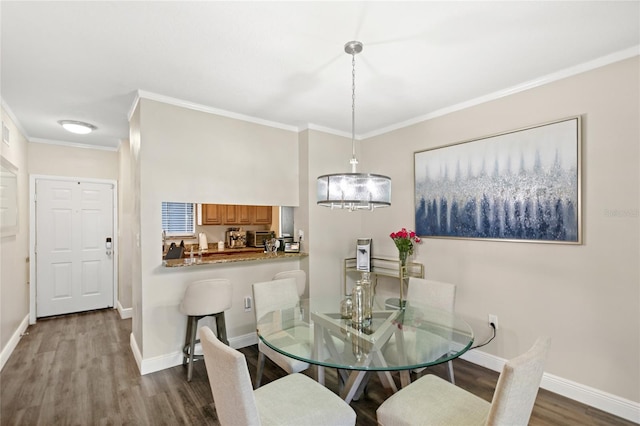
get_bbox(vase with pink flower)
[389,228,421,308]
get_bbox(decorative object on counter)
[390,228,422,307]
[264,238,279,256]
[189,248,202,264]
[352,282,365,325]
[340,292,353,319]
[316,40,391,211]
[361,271,373,321]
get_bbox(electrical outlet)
[244,296,252,312]
[488,314,499,330]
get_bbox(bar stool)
[180,278,232,381]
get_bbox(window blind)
[161,202,195,235]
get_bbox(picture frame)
[414,116,582,244]
[1,155,19,237]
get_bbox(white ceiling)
[2,1,639,150]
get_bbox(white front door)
[36,179,114,317]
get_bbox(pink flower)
[389,227,422,255]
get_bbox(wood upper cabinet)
[201,204,272,225]
[253,206,272,224]
[201,204,224,225]
[224,205,252,225]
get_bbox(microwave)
[247,230,275,248]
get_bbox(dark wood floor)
[0,309,634,425]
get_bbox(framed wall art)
[1,155,19,237]
[414,116,581,244]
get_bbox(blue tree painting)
[414,117,580,243]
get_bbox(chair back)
[253,277,299,321]
[200,326,261,426]
[180,278,232,316]
[273,269,307,297]
[407,277,456,312]
[486,336,551,426]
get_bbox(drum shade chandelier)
[316,41,391,211]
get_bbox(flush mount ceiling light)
[58,120,97,135]
[317,41,391,211]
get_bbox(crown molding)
[0,99,30,140]
[361,45,640,140]
[131,90,300,133]
[303,123,352,139]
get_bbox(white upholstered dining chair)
[200,326,356,426]
[273,269,307,298]
[376,336,551,426]
[383,277,457,383]
[252,277,311,388]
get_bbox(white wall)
[360,57,640,403]
[121,58,638,416]
[0,107,30,368]
[118,140,133,311]
[133,98,303,367]
[28,142,118,180]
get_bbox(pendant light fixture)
[316,41,392,211]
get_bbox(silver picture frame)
[414,116,582,244]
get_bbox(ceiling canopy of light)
[316,41,392,211]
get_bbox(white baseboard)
[230,331,259,349]
[130,333,143,373]
[127,331,640,422]
[0,314,29,371]
[460,348,640,423]
[132,331,258,376]
[116,301,132,319]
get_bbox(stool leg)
[214,312,229,346]
[187,316,199,382]
[183,316,194,366]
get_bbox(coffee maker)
[356,238,371,271]
[225,228,247,248]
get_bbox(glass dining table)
[256,299,474,403]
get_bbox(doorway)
[30,176,117,320]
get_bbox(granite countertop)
[163,251,308,267]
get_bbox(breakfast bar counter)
[163,251,308,267]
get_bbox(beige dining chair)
[273,269,307,298]
[383,277,457,383]
[252,277,311,388]
[376,336,551,426]
[200,326,356,426]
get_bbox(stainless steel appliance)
[277,236,294,251]
[356,238,371,271]
[247,230,275,248]
[226,228,247,248]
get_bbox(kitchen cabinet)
[253,206,272,224]
[200,204,272,225]
[224,205,252,225]
[201,204,224,225]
